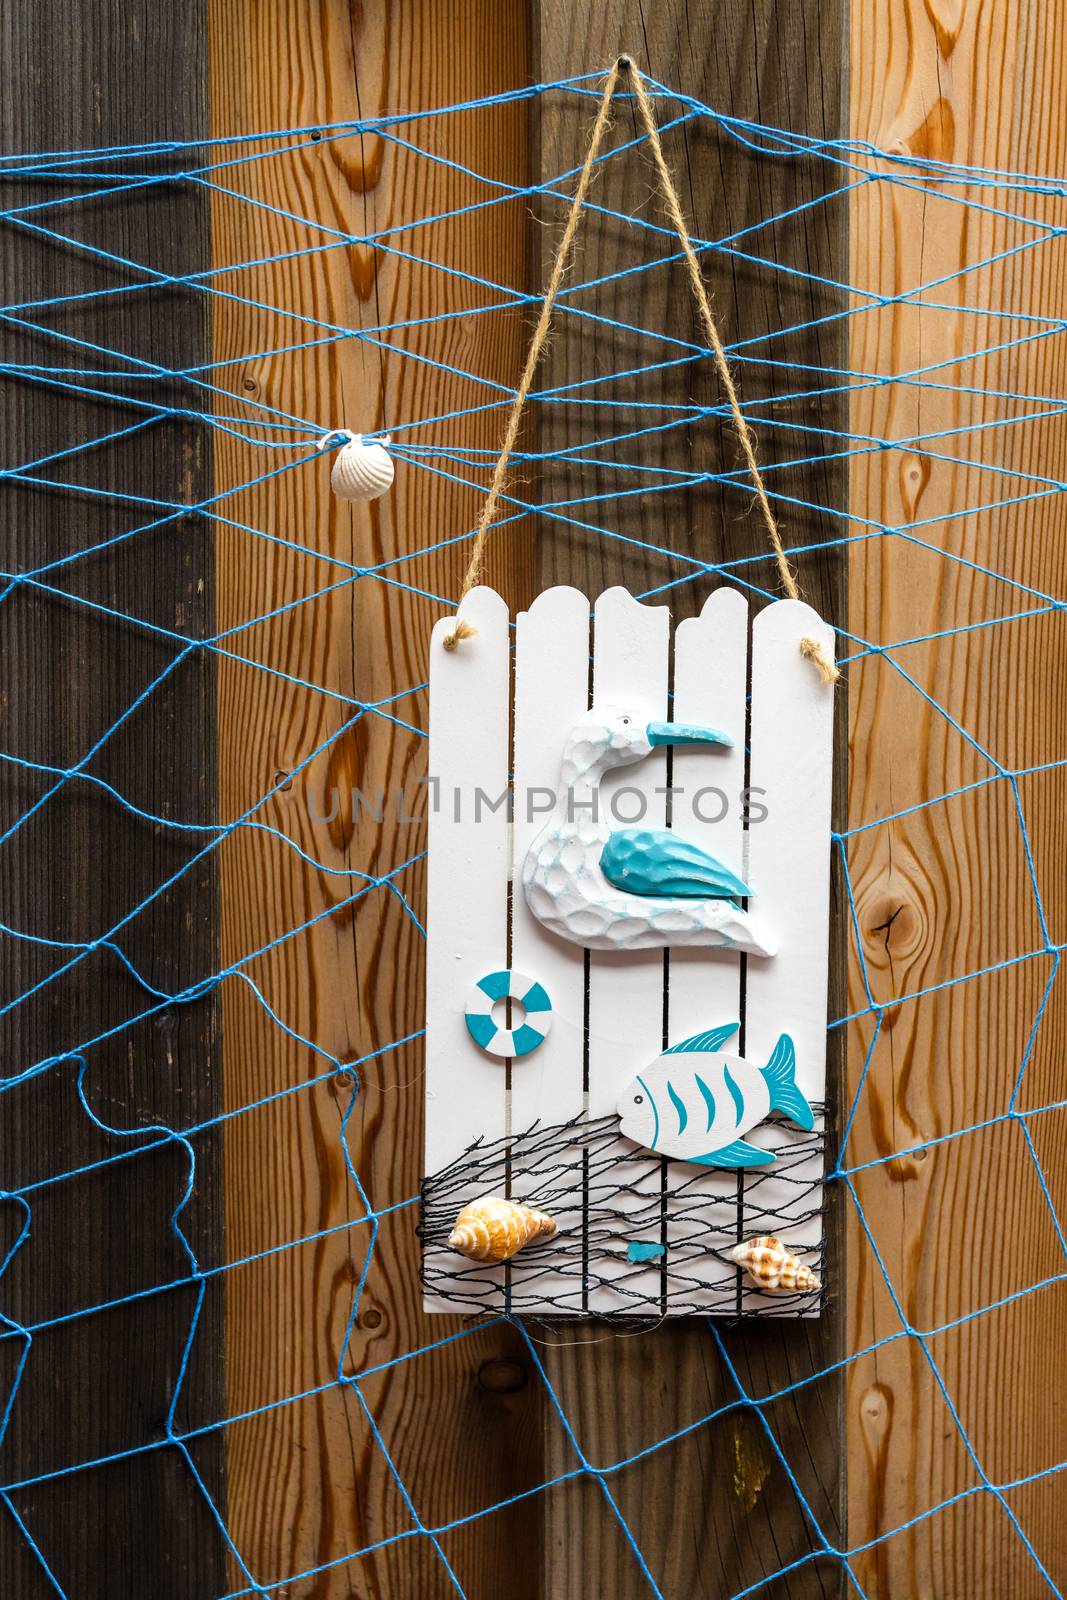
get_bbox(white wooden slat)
[509,586,591,1314]
[667,587,749,1311]
[743,599,835,1315]
[587,587,671,1314]
[423,586,511,1314]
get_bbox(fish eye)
[634,1093,643,1104]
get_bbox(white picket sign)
[424,585,834,1318]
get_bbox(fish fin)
[690,1138,773,1170]
[664,1021,740,1055]
[761,1033,814,1130]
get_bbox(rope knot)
[799,636,840,686]
[442,618,478,652]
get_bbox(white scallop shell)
[328,433,394,500]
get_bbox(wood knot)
[898,451,931,519]
[863,887,927,971]
[859,1382,893,1448]
[477,1358,529,1394]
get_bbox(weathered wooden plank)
[535,3,847,1594]
[0,4,224,1597]
[847,2,1067,1593]
[208,3,542,1595]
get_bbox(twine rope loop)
[442,57,838,686]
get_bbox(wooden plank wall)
[208,5,541,1596]
[846,3,1067,1595]
[15,2,1067,1597]
[0,4,225,1597]
[535,6,848,1596]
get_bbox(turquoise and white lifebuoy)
[464,969,553,1059]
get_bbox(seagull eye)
[634,1094,643,1104]
[620,717,630,725]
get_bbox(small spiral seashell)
[730,1235,820,1294]
[327,433,394,500]
[448,1197,558,1263]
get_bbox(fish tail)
[761,1034,814,1131]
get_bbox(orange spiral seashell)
[448,1197,558,1263]
[729,1235,820,1294]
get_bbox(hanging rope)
[443,56,839,685]
[441,60,623,650]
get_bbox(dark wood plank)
[533,9,847,1597]
[0,5,225,1597]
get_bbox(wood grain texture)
[208,5,543,1595]
[847,2,1067,1594]
[535,5,848,1596]
[0,4,224,1597]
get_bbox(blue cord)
[3,62,1067,1600]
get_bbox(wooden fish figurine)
[730,1235,821,1294]
[615,1022,813,1168]
[448,1197,558,1263]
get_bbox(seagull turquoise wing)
[600,828,751,900]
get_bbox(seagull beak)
[646,720,733,748]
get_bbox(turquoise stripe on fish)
[667,1079,688,1135]
[723,1063,745,1125]
[694,1073,717,1132]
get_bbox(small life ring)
[464,969,553,1059]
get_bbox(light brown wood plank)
[847,2,1067,1594]
[208,5,539,1594]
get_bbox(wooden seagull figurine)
[522,706,776,955]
